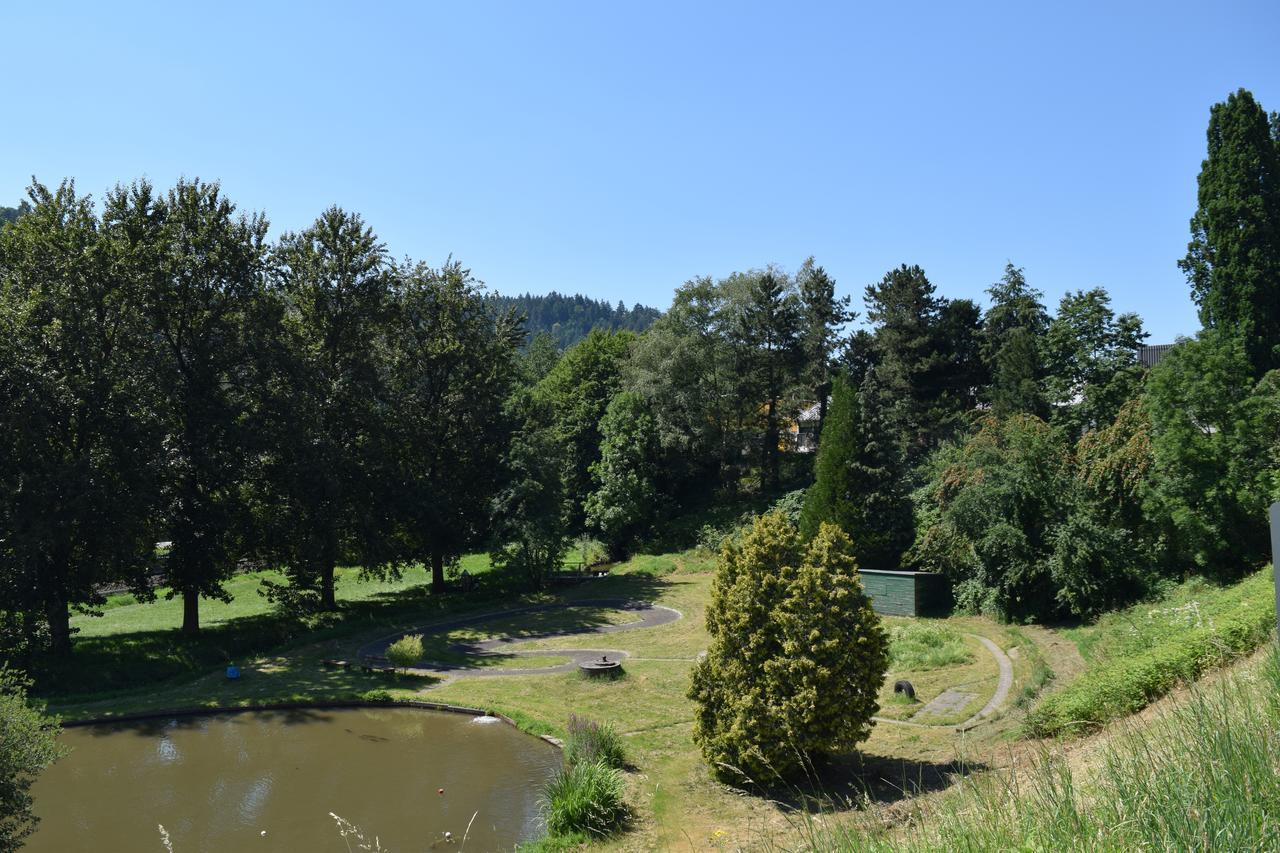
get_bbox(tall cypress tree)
[1180,88,1280,376]
[799,373,913,570]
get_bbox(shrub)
[888,622,972,670]
[361,689,393,703]
[565,714,626,770]
[1026,589,1275,737]
[384,634,424,670]
[689,512,888,783]
[0,668,64,849]
[542,760,629,838]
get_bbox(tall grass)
[1028,570,1275,736]
[541,760,629,838]
[887,622,972,670]
[770,642,1280,851]
[565,713,627,769]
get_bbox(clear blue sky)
[4,1,1278,341]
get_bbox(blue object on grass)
[226,665,241,679]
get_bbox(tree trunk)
[46,595,72,656]
[763,397,780,492]
[816,380,831,443]
[431,550,446,595]
[320,556,337,611]
[182,589,200,635]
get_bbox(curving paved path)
[357,599,682,678]
[873,632,1015,731]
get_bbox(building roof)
[1138,344,1175,368]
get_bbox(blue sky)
[4,1,1278,341]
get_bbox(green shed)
[857,569,951,617]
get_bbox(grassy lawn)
[874,631,997,725]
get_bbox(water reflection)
[29,707,560,852]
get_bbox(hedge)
[1026,592,1275,738]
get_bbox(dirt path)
[357,599,683,677]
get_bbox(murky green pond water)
[28,706,560,851]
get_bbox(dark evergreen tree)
[799,373,913,569]
[0,201,30,228]
[1180,89,1280,376]
[863,264,948,466]
[733,271,803,491]
[796,258,854,437]
[982,263,1049,418]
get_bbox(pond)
[27,706,561,851]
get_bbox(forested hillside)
[486,291,661,348]
[0,201,30,227]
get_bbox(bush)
[888,622,972,670]
[1026,586,1275,737]
[360,689,393,703]
[689,512,888,782]
[542,760,629,838]
[384,634,424,670]
[1,668,64,849]
[565,714,626,770]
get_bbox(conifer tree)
[1180,88,1280,376]
[799,373,913,570]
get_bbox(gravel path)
[357,599,682,678]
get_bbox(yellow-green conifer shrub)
[688,512,888,783]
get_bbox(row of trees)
[0,180,523,657]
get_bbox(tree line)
[0,180,523,658]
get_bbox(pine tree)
[799,373,913,570]
[982,263,1048,418]
[1180,88,1280,376]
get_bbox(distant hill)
[0,201,30,228]
[487,291,662,349]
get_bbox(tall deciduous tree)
[534,329,633,531]
[126,179,269,634]
[1043,288,1147,437]
[384,260,521,594]
[1180,89,1280,376]
[489,391,569,590]
[1144,330,1280,577]
[799,374,913,569]
[585,391,661,560]
[256,207,396,610]
[0,181,160,656]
